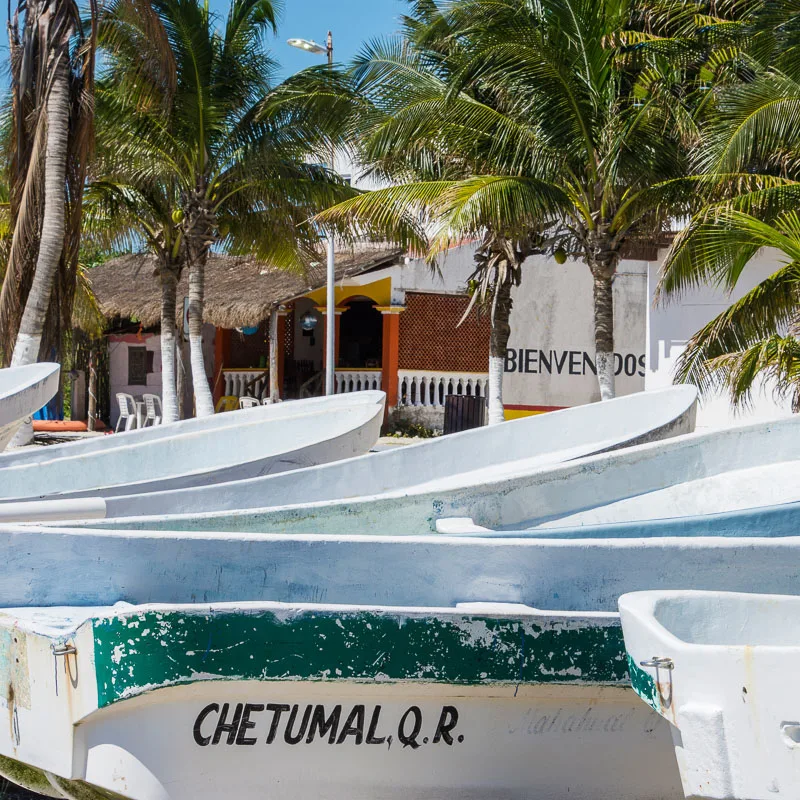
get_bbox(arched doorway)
[338,298,382,369]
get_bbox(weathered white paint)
[77,385,696,522]
[0,392,384,502]
[619,590,800,800]
[595,351,616,402]
[0,604,680,800]
[0,599,680,800]
[488,355,504,424]
[3,525,800,798]
[5,526,800,612]
[0,363,60,451]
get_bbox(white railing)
[335,369,383,394]
[223,369,268,400]
[398,369,489,408]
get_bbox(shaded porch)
[213,296,403,405]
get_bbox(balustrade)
[222,369,268,400]
[334,369,383,394]
[397,370,489,409]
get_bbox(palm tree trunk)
[586,227,620,402]
[488,279,512,425]
[7,55,70,446]
[9,57,69,369]
[87,346,97,432]
[160,270,180,424]
[183,188,216,419]
[176,338,186,419]
[592,269,616,401]
[269,306,281,403]
[188,254,215,417]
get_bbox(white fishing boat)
[7,526,800,800]
[47,385,697,524]
[524,459,800,532]
[0,363,60,450]
[0,391,384,505]
[619,590,800,800]
[0,598,677,800]
[68,391,800,539]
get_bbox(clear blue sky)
[1,1,406,79]
[210,0,408,77]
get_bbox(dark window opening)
[338,300,382,369]
[128,346,149,385]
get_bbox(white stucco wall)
[108,333,163,428]
[503,257,648,409]
[395,244,479,299]
[358,243,480,305]
[109,324,216,426]
[645,248,793,430]
[496,246,792,428]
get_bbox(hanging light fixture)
[300,310,319,332]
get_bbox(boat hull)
[620,590,800,800]
[0,390,382,469]
[0,529,794,798]
[76,385,697,522]
[0,392,384,503]
[75,404,800,536]
[0,420,20,452]
[3,527,800,611]
[50,683,680,800]
[0,600,682,800]
[0,363,60,451]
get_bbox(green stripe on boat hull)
[93,609,628,707]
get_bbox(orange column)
[213,327,231,404]
[378,307,404,408]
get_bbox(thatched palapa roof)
[89,245,403,329]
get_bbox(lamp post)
[288,32,336,396]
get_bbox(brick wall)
[399,292,491,372]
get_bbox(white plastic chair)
[261,397,281,405]
[142,393,163,426]
[115,393,137,432]
[239,396,260,409]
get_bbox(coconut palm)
[96,0,353,417]
[321,0,691,409]
[657,0,800,410]
[0,0,96,443]
[82,179,186,422]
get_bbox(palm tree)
[656,0,800,410]
[321,0,690,410]
[97,0,353,417]
[82,179,185,422]
[0,0,96,444]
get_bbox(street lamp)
[288,31,336,396]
